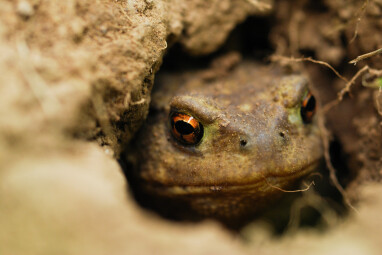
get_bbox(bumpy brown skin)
[130,61,323,222]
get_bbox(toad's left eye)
[170,112,203,145]
[300,91,316,123]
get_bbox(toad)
[128,59,323,223]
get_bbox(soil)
[1,0,382,254]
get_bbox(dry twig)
[349,48,382,65]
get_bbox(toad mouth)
[141,160,320,196]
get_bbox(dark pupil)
[175,121,195,135]
[305,95,316,111]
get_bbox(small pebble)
[17,0,34,19]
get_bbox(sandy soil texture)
[1,0,382,254]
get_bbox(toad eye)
[300,91,316,123]
[170,112,204,145]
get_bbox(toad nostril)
[240,139,248,147]
[278,131,290,144]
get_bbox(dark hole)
[329,138,351,186]
[305,95,316,111]
[159,16,273,73]
[279,132,285,138]
[299,48,316,59]
[304,0,329,13]
[175,121,194,135]
[240,139,247,147]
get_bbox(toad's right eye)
[300,91,316,124]
[170,112,204,145]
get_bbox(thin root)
[349,0,369,44]
[318,112,358,213]
[264,177,315,193]
[271,55,349,83]
[338,65,369,101]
